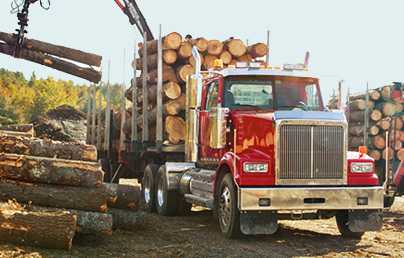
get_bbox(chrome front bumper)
[239,186,384,211]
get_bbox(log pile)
[0,130,143,249]
[346,85,404,163]
[124,32,268,145]
[33,105,87,142]
[0,32,102,83]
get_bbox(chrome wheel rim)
[219,186,232,228]
[143,176,151,204]
[157,180,164,207]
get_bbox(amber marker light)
[359,146,368,156]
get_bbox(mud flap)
[240,212,278,235]
[348,211,383,232]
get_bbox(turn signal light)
[213,59,223,69]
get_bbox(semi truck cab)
[141,55,384,239]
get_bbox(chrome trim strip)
[239,186,384,211]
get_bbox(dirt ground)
[1,197,403,258]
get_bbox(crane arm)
[113,0,154,40]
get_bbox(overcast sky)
[1,0,403,100]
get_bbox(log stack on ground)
[125,32,268,145]
[0,129,144,249]
[0,201,76,250]
[344,84,404,165]
[33,105,87,142]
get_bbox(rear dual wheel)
[142,164,159,212]
[149,165,191,216]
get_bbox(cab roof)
[209,67,317,79]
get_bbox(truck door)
[199,78,224,164]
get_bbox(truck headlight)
[351,162,373,173]
[243,163,268,173]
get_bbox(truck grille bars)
[277,123,347,185]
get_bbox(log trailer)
[102,34,385,238]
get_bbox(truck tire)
[142,164,158,213]
[384,195,395,208]
[336,211,364,239]
[217,173,241,238]
[176,194,192,216]
[155,165,178,216]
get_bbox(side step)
[184,194,214,209]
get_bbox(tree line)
[0,68,123,125]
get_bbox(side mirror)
[209,107,228,149]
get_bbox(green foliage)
[0,68,123,124]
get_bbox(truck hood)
[231,111,275,154]
[230,110,346,154]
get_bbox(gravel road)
[1,197,403,258]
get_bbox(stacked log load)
[346,84,404,164]
[124,32,268,145]
[0,130,143,250]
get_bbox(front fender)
[216,149,275,189]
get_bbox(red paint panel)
[347,157,380,186]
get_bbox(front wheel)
[217,173,241,238]
[336,211,364,239]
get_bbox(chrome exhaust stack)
[185,47,203,162]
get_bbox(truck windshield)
[275,78,322,111]
[224,81,273,109]
[224,77,322,111]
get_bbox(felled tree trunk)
[0,135,97,161]
[165,116,186,144]
[350,99,367,111]
[381,102,396,116]
[368,149,381,161]
[349,137,365,148]
[0,43,101,83]
[349,111,366,122]
[0,130,33,138]
[203,55,218,69]
[177,64,194,82]
[0,124,33,133]
[0,202,76,250]
[178,41,193,59]
[370,109,383,122]
[0,179,113,212]
[0,32,102,67]
[397,149,404,161]
[207,40,223,56]
[220,51,233,65]
[372,135,386,150]
[29,206,113,236]
[138,32,182,55]
[225,38,247,57]
[349,125,364,136]
[109,209,145,231]
[0,153,103,187]
[104,183,141,210]
[164,95,186,115]
[248,43,268,58]
[192,37,208,52]
[377,118,391,131]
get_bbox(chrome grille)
[278,124,345,184]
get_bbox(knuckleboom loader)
[140,48,384,239]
